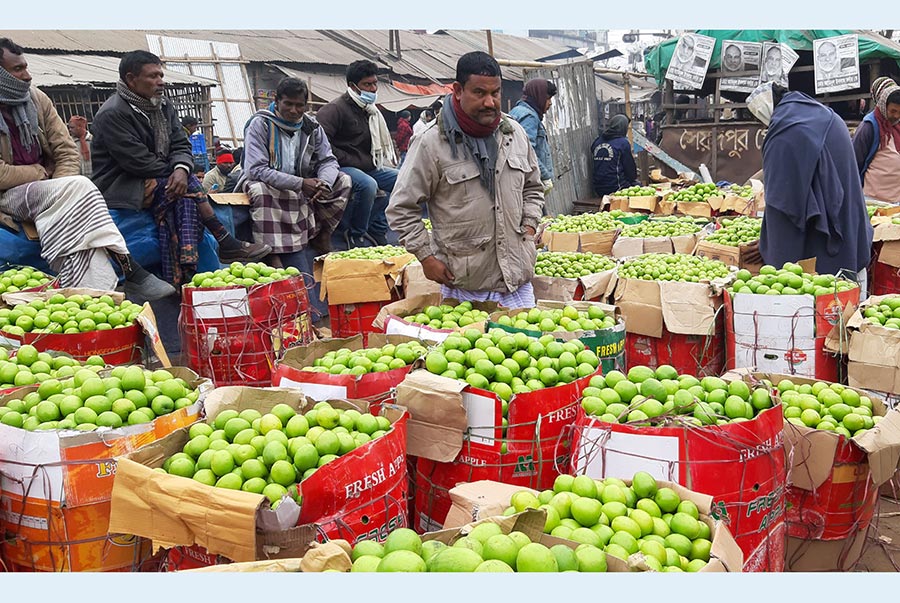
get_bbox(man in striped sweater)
[0,37,174,303]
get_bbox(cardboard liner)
[314,253,415,305]
[612,275,723,338]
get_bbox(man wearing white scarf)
[318,60,399,249]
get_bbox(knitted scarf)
[346,87,397,169]
[0,66,39,152]
[116,80,170,159]
[441,92,501,199]
[871,76,900,151]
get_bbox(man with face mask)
[317,60,398,249]
[745,82,872,294]
[852,77,900,202]
[387,51,544,309]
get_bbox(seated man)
[0,37,173,302]
[237,77,350,262]
[317,60,398,248]
[90,50,269,286]
[202,151,235,193]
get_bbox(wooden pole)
[486,30,494,57]
[624,73,633,146]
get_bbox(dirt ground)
[858,496,900,571]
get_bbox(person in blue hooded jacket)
[591,115,639,197]
[509,78,556,195]
[745,82,872,293]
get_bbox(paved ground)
[859,495,900,572]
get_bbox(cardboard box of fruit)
[718,180,765,216]
[0,265,57,297]
[0,287,169,366]
[531,251,617,303]
[487,300,625,374]
[540,212,628,256]
[606,186,660,213]
[314,245,415,305]
[725,262,859,381]
[694,216,763,273]
[441,477,744,572]
[108,386,408,563]
[661,183,724,218]
[838,294,900,395]
[272,334,426,402]
[180,540,353,572]
[372,294,496,343]
[611,217,707,258]
[0,366,209,506]
[611,253,734,339]
[869,216,900,269]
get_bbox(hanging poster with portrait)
[665,33,717,90]
[814,34,860,94]
[719,40,762,93]
[759,42,798,88]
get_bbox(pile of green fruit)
[534,252,615,278]
[725,183,754,198]
[580,366,773,426]
[618,254,730,283]
[704,217,761,247]
[892,217,900,225]
[545,212,620,233]
[0,266,53,295]
[0,293,142,337]
[186,262,300,289]
[329,245,407,260]
[620,217,701,238]
[299,341,428,375]
[0,345,94,389]
[613,186,657,197]
[863,296,900,328]
[425,328,599,403]
[728,263,859,296]
[494,305,616,333]
[401,301,488,330]
[349,524,608,573]
[154,402,393,506]
[503,472,715,572]
[779,378,879,437]
[0,365,199,431]
[422,218,432,231]
[668,183,720,203]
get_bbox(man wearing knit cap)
[852,76,900,202]
[202,151,236,193]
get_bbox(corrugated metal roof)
[24,53,215,88]
[594,73,658,103]
[0,29,577,81]
[271,65,444,111]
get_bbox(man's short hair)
[0,38,25,62]
[456,51,502,86]
[119,50,162,81]
[399,110,411,119]
[547,81,558,98]
[275,77,308,101]
[346,60,378,86]
[232,147,244,164]
[181,115,198,128]
[423,109,435,120]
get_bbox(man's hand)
[421,255,455,285]
[743,240,764,265]
[165,169,188,200]
[302,178,331,202]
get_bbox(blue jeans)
[338,166,398,238]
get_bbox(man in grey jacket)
[387,52,543,309]
[238,77,351,264]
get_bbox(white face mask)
[747,83,775,126]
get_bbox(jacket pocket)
[434,221,492,288]
[442,162,482,208]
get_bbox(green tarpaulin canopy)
[645,30,900,84]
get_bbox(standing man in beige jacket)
[387,51,544,309]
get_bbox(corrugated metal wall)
[523,61,599,215]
